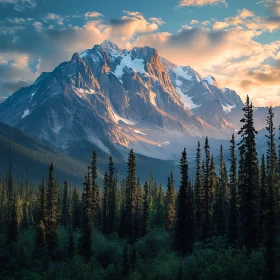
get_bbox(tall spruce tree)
[119,179,126,238]
[35,219,47,256]
[102,171,109,235]
[39,177,47,224]
[45,163,58,258]
[265,106,278,280]
[125,149,137,239]
[166,172,176,232]
[259,154,266,244]
[213,145,228,236]
[202,137,212,240]
[72,187,80,230]
[155,184,165,228]
[194,141,203,240]
[61,180,70,227]
[108,156,117,235]
[238,95,259,252]
[175,148,194,254]
[91,151,101,228]
[142,181,149,236]
[134,178,143,238]
[228,134,239,244]
[79,166,92,260]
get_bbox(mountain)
[0,40,270,161]
[161,58,243,129]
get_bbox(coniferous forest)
[1,96,280,280]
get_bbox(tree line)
[0,96,279,279]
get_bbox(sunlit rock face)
[0,40,248,160]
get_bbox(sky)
[0,0,280,106]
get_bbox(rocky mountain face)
[0,40,259,160]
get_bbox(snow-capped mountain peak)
[0,40,245,160]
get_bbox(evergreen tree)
[119,179,126,238]
[108,156,117,235]
[91,151,101,228]
[35,220,47,256]
[45,163,58,258]
[134,178,143,238]
[228,134,239,244]
[259,154,266,244]
[102,171,109,234]
[238,96,259,252]
[39,177,47,224]
[125,149,137,239]
[202,137,212,240]
[166,172,176,232]
[175,148,194,254]
[72,187,80,230]
[155,184,165,228]
[194,141,203,239]
[61,180,70,227]
[142,181,149,236]
[265,106,278,280]
[79,166,92,260]
[213,145,228,236]
[7,193,20,244]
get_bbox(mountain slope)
[0,122,86,183]
[0,40,247,161]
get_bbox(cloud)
[0,53,35,96]
[109,11,159,39]
[190,20,199,24]
[225,9,255,25]
[0,0,36,11]
[239,9,255,19]
[85,11,103,18]
[33,21,43,32]
[246,65,280,86]
[213,21,228,30]
[178,0,226,7]
[149,17,165,25]
[1,8,280,106]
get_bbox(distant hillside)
[0,122,86,185]
[0,122,181,187]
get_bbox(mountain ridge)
[0,40,272,161]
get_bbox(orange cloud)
[178,0,226,6]
[85,11,103,18]
[213,21,228,30]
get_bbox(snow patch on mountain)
[30,92,36,103]
[114,54,145,79]
[52,125,61,134]
[111,108,136,126]
[72,87,96,98]
[176,79,183,86]
[176,87,200,109]
[22,109,30,119]
[222,104,236,114]
[174,66,193,81]
[203,76,215,86]
[134,130,147,136]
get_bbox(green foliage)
[185,244,265,280]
